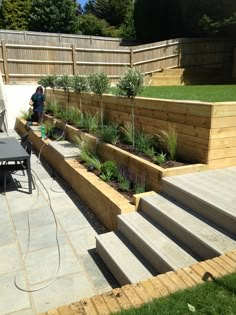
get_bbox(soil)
[116,142,186,169]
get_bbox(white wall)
[4,85,37,129]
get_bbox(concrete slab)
[6,309,34,315]
[0,271,31,315]
[31,272,95,314]
[141,194,236,258]
[80,251,118,293]
[48,140,80,159]
[0,243,22,275]
[96,232,153,285]
[118,212,196,272]
[25,244,84,285]
[0,139,113,315]
[68,226,97,256]
[0,220,15,246]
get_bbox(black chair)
[1,139,33,194]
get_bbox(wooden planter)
[43,114,208,192]
[15,118,134,230]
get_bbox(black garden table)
[0,137,32,194]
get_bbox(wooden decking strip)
[38,250,236,315]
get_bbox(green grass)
[112,273,236,315]
[109,85,236,102]
[113,272,236,315]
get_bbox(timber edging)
[37,250,236,315]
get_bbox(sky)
[78,0,87,9]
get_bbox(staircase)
[147,67,229,86]
[96,170,236,286]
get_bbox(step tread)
[119,212,196,270]
[96,232,152,283]
[142,194,236,254]
[162,168,236,217]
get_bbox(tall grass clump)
[100,124,119,144]
[75,135,101,171]
[159,124,177,160]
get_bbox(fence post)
[130,47,134,68]
[1,40,9,84]
[71,44,77,75]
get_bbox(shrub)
[44,120,55,137]
[21,109,32,121]
[134,181,145,194]
[82,112,100,133]
[153,152,166,166]
[100,161,118,180]
[100,124,119,144]
[135,130,154,153]
[45,101,60,117]
[118,176,130,192]
[66,107,81,126]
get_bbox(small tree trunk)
[79,94,83,125]
[100,96,103,129]
[131,98,135,147]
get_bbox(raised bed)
[15,118,134,230]
[43,114,208,192]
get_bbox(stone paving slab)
[0,271,31,315]
[0,137,115,315]
[48,140,80,159]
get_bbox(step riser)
[162,181,236,236]
[141,199,221,259]
[118,218,178,273]
[96,239,131,285]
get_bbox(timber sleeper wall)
[43,114,207,192]
[15,118,134,230]
[47,91,236,169]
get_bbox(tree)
[89,72,110,128]
[28,0,79,33]
[134,0,183,42]
[0,0,32,30]
[71,75,89,124]
[119,2,136,39]
[83,0,96,15]
[94,0,132,27]
[117,68,144,147]
[78,14,119,37]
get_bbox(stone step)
[48,140,80,159]
[141,193,236,259]
[96,232,153,285]
[162,170,236,236]
[118,212,196,273]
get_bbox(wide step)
[141,194,236,259]
[118,212,196,273]
[162,169,236,236]
[96,232,153,285]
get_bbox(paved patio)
[0,130,117,315]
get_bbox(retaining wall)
[47,91,236,168]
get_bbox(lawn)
[110,85,236,102]
[114,272,236,315]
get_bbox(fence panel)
[0,35,233,83]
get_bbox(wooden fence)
[0,29,135,48]
[0,36,234,84]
